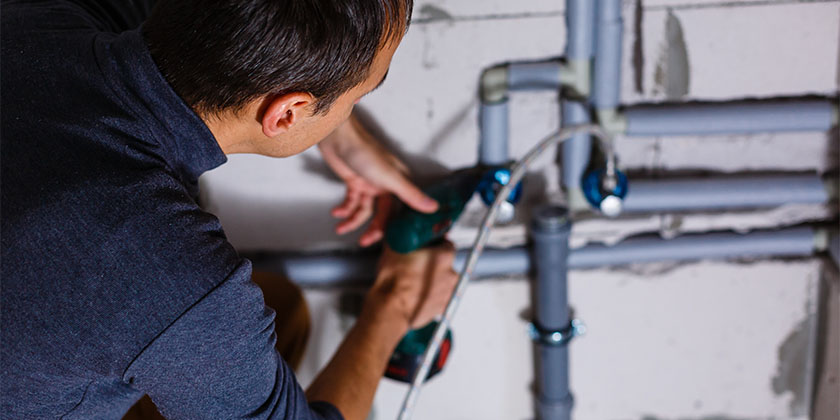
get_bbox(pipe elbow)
[596,108,627,135]
[480,64,509,104]
[559,59,591,98]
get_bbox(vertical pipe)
[479,101,510,166]
[531,205,573,420]
[565,0,595,59]
[592,0,623,110]
[562,0,596,197]
[561,101,591,191]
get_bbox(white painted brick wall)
[201,1,839,419]
[297,260,820,419]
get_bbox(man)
[0,0,458,419]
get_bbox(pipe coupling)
[596,108,628,135]
[480,64,509,103]
[559,59,591,98]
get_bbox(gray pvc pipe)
[530,206,574,420]
[565,0,595,59]
[570,226,816,268]
[508,61,564,91]
[562,0,596,191]
[253,226,819,287]
[622,174,829,213]
[561,101,591,189]
[479,101,510,166]
[624,99,836,136]
[592,0,623,110]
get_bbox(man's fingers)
[335,194,374,235]
[359,230,383,247]
[332,189,360,219]
[384,175,438,214]
[358,195,393,247]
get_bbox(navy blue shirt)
[1,1,342,419]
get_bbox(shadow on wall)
[212,105,465,252]
[826,125,839,171]
[299,106,453,188]
[205,198,363,252]
[653,9,690,99]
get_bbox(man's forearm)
[305,296,409,420]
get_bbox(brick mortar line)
[410,0,839,25]
[645,0,839,11]
[411,10,564,25]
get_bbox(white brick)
[621,2,840,102]
[413,0,562,21]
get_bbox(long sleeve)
[123,260,344,420]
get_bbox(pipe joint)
[559,59,591,98]
[480,64,509,104]
[596,108,628,135]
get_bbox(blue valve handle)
[476,166,523,207]
[581,168,628,209]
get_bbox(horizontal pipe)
[622,174,830,213]
[624,98,837,136]
[508,61,563,91]
[569,226,816,268]
[250,226,821,288]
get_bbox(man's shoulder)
[2,0,150,33]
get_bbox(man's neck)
[202,111,256,155]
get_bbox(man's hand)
[305,242,458,420]
[318,115,438,247]
[367,241,459,329]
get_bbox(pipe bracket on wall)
[528,319,586,347]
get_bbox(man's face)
[263,37,401,157]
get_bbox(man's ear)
[260,92,314,138]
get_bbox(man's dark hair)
[143,0,413,116]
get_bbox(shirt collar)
[97,29,227,182]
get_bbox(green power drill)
[382,166,487,383]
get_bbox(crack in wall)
[645,0,840,12]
